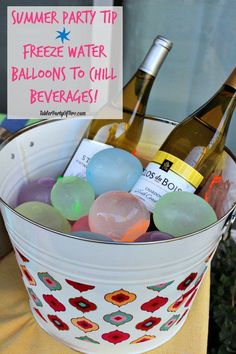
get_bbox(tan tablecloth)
[0,252,210,354]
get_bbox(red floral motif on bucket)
[15,248,29,262]
[33,307,47,322]
[135,316,161,331]
[102,330,130,344]
[20,265,36,286]
[177,272,197,291]
[65,279,95,292]
[43,294,66,312]
[104,289,136,307]
[176,309,189,325]
[141,296,168,313]
[184,289,198,307]
[48,314,69,330]
[69,296,97,313]
[195,267,207,287]
[71,316,99,332]
[131,335,156,344]
[168,280,201,312]
[204,249,216,263]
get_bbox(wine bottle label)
[131,151,203,212]
[63,138,113,179]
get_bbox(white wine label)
[63,138,113,179]
[131,162,196,212]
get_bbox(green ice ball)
[15,201,71,233]
[153,191,217,237]
[51,176,95,221]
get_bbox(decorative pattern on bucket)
[14,245,210,351]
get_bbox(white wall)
[123,0,236,153]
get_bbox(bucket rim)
[0,115,178,149]
[0,117,235,246]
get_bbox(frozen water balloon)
[153,191,217,237]
[86,148,143,195]
[17,177,56,205]
[135,231,173,242]
[71,231,113,242]
[51,176,95,221]
[71,215,90,232]
[89,191,150,242]
[15,201,71,233]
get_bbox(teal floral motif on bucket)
[27,287,43,306]
[160,315,180,331]
[147,281,174,292]
[103,311,133,326]
[75,336,100,344]
[38,272,62,291]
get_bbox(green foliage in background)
[208,237,236,354]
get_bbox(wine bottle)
[131,68,236,212]
[63,35,172,179]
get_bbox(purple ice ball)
[135,230,173,242]
[17,177,56,205]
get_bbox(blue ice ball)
[71,231,114,242]
[86,148,143,195]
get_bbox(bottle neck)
[195,84,236,133]
[123,69,156,116]
[139,38,172,77]
[122,37,172,117]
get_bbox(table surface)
[0,252,209,354]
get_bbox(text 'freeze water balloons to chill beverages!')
[86,148,143,195]
[15,201,71,233]
[17,177,56,205]
[89,191,150,242]
[51,176,95,221]
[153,191,217,237]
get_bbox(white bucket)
[0,118,235,354]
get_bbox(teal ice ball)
[51,176,95,221]
[153,191,217,237]
[86,148,143,195]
